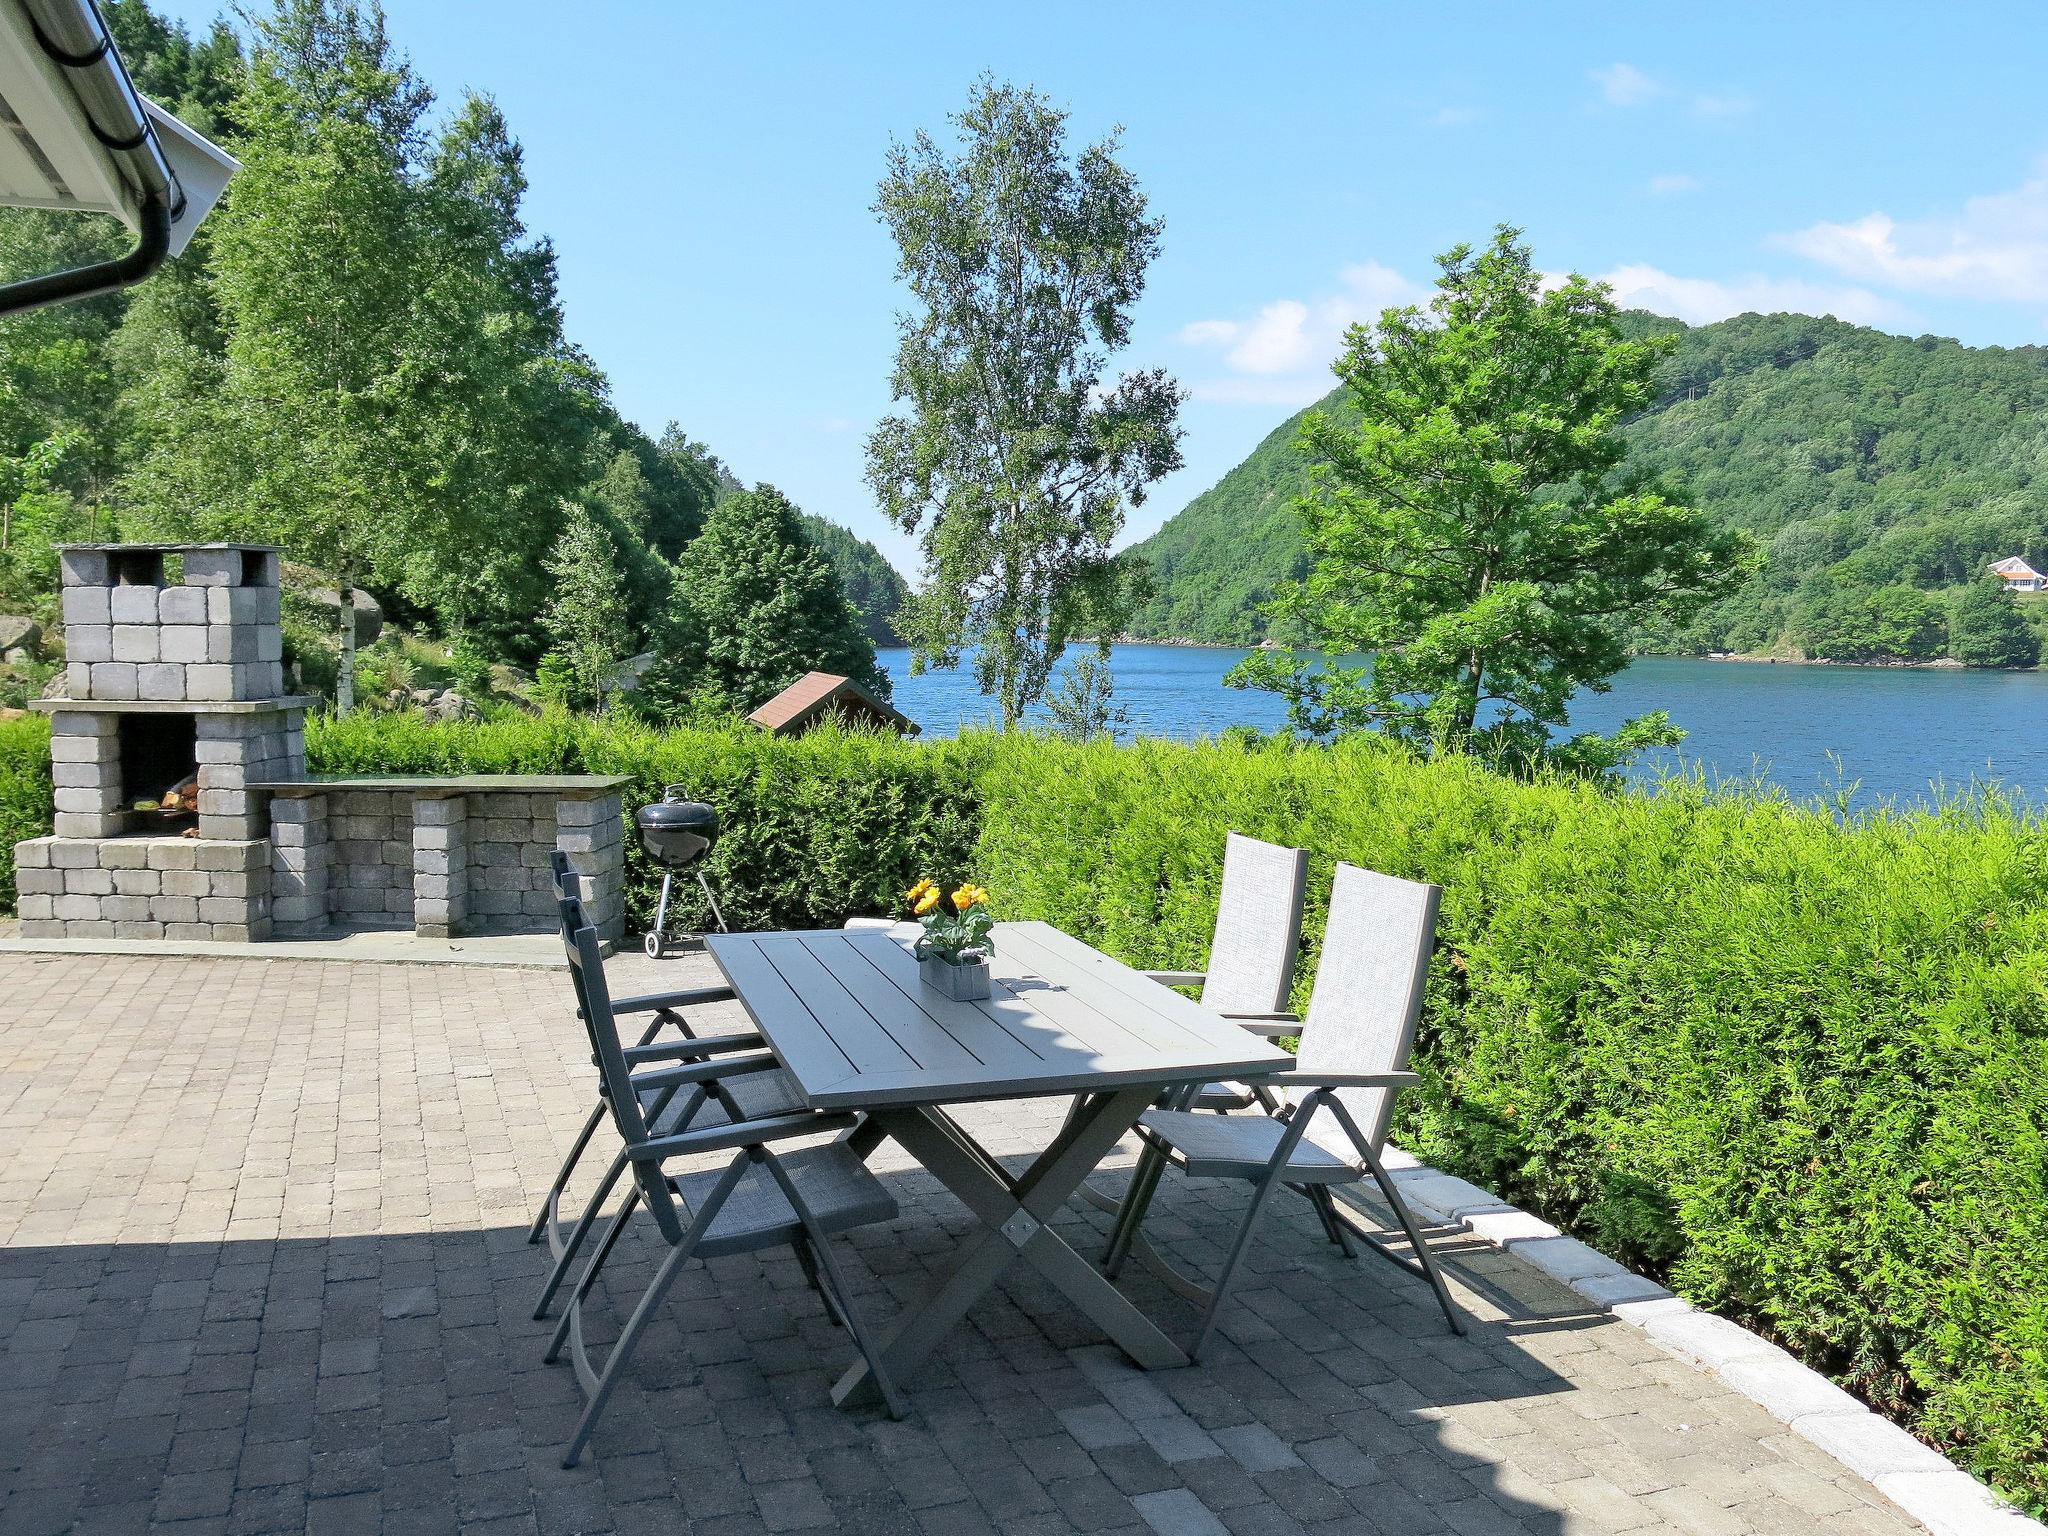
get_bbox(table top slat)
[839,932,1058,1075]
[707,923,1291,1110]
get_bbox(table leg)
[831,1087,1186,1406]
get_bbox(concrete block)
[65,919,117,937]
[147,840,199,871]
[51,712,115,737]
[198,896,248,922]
[413,797,465,826]
[226,586,262,625]
[68,624,112,663]
[519,887,555,917]
[1718,1356,1866,1424]
[208,870,260,898]
[198,810,266,842]
[55,785,122,814]
[89,662,138,700]
[163,869,209,897]
[49,839,105,868]
[97,840,150,869]
[157,585,207,624]
[64,866,114,895]
[137,662,186,701]
[197,788,248,818]
[15,867,62,895]
[182,549,241,586]
[211,921,269,942]
[51,761,107,788]
[186,664,233,701]
[1793,1410,1954,1479]
[13,837,53,868]
[160,625,209,663]
[59,548,109,586]
[1642,1307,1782,1373]
[205,586,234,622]
[1872,1470,2041,1536]
[555,797,616,827]
[53,893,100,919]
[200,762,245,791]
[102,895,151,921]
[272,895,325,923]
[109,584,158,624]
[413,873,452,900]
[154,895,199,923]
[253,586,280,624]
[1505,1236,1626,1286]
[196,839,264,872]
[63,662,91,697]
[257,626,283,662]
[1573,1271,1677,1309]
[53,811,123,838]
[16,895,54,921]
[270,796,322,825]
[62,584,110,625]
[165,923,214,940]
[113,920,166,940]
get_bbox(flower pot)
[918,949,992,1001]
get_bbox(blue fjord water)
[877,645,2048,807]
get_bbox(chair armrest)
[612,983,736,1015]
[1229,1019,1301,1039]
[625,1030,764,1064]
[1249,1068,1422,1090]
[1140,969,1207,989]
[634,1109,853,1160]
[629,1051,782,1091]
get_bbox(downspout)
[0,0,184,317]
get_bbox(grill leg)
[697,871,728,934]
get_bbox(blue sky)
[157,1,2048,578]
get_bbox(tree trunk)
[336,586,357,717]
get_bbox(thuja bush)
[0,711,51,910]
[975,732,2048,1511]
[308,710,986,931]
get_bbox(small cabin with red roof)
[747,672,919,737]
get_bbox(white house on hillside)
[1988,556,2047,593]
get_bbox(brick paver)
[0,950,1932,1534]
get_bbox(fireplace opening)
[118,714,199,830]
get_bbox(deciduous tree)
[1230,226,1755,769]
[867,78,1183,727]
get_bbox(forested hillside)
[0,0,901,690]
[1129,311,2048,663]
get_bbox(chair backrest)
[1292,862,1441,1153]
[1199,832,1310,1016]
[562,905,686,1243]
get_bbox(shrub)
[0,711,52,910]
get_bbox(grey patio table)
[705,920,1293,1405]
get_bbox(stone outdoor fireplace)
[15,542,626,945]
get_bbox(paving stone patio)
[0,949,1937,1536]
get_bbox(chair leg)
[545,1184,641,1364]
[1323,1098,1464,1336]
[528,1100,607,1245]
[1190,1166,1293,1362]
[1103,1139,1170,1280]
[533,1148,631,1320]
[560,1235,696,1467]
[1307,1185,1355,1257]
[759,1153,908,1421]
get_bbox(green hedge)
[1,708,2042,1507]
[976,733,2048,1512]
[307,711,988,932]
[0,713,52,911]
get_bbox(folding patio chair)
[1104,861,1465,1358]
[1139,831,1309,1113]
[546,905,906,1463]
[529,852,808,1320]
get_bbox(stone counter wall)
[14,835,271,941]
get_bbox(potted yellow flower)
[905,878,995,1000]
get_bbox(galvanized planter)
[918,947,992,1001]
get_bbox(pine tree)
[639,485,887,718]
[543,505,628,710]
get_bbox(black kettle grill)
[634,787,728,958]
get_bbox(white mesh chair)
[529,852,807,1320]
[1139,832,1309,1116]
[546,901,906,1464]
[1104,862,1464,1358]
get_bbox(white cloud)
[1691,92,1753,118]
[1176,263,1427,403]
[1648,173,1700,196]
[1596,263,1916,328]
[1429,104,1483,128]
[1778,168,2048,303]
[1591,62,1659,107]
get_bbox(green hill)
[1128,311,2048,662]
[800,516,909,646]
